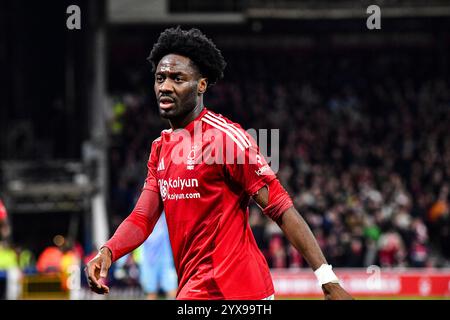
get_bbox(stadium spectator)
[36,245,63,273]
[0,243,18,271]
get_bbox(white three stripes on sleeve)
[205,112,252,147]
[202,113,252,152]
[202,113,250,151]
[202,117,245,151]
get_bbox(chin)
[159,109,176,119]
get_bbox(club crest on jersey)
[186,144,200,170]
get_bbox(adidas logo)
[157,157,165,171]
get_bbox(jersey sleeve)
[224,125,276,196]
[102,188,163,262]
[142,138,161,193]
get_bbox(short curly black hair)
[147,27,226,87]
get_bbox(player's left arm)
[253,185,353,300]
[222,124,352,299]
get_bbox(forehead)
[156,54,196,74]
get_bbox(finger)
[93,280,109,294]
[95,285,109,294]
[100,260,109,278]
[96,274,110,293]
[86,264,103,289]
[87,277,101,291]
[101,284,110,294]
[87,278,109,294]
[91,285,107,294]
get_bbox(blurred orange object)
[428,200,448,223]
[36,246,63,273]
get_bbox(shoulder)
[148,133,166,161]
[202,110,240,128]
[150,128,172,149]
[200,110,253,151]
[149,136,162,152]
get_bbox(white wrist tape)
[314,264,339,286]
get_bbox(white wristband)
[314,264,339,286]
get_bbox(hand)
[84,247,112,294]
[321,282,354,300]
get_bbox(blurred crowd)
[106,48,450,270]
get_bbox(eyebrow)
[155,70,188,76]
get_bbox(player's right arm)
[85,189,163,294]
[85,139,163,294]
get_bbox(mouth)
[159,97,175,110]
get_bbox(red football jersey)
[143,107,279,299]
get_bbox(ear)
[198,78,208,95]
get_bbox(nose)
[159,78,174,93]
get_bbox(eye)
[155,75,164,83]
[174,76,183,83]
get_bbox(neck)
[169,98,204,130]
